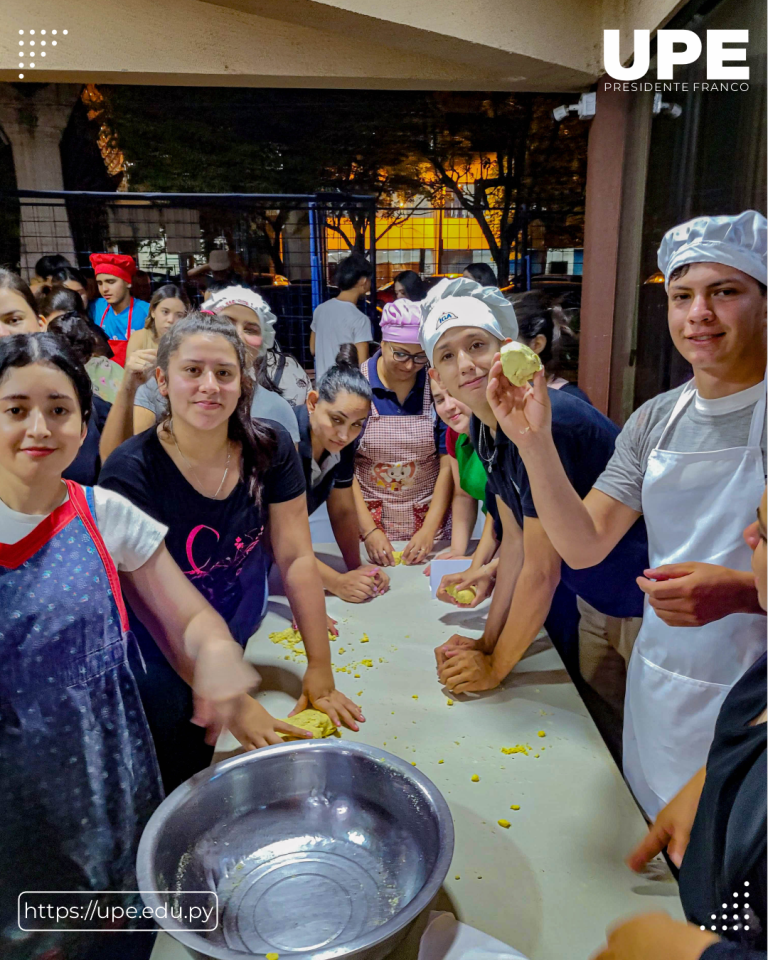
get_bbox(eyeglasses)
[389,344,429,366]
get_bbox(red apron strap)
[125,297,134,340]
[66,480,130,633]
[0,496,76,569]
[98,299,133,367]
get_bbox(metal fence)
[0,190,378,369]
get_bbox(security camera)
[552,93,596,122]
[653,93,683,118]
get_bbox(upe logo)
[437,312,458,326]
[604,29,749,81]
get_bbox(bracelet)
[362,527,379,542]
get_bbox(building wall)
[1,0,685,91]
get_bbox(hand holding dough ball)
[446,584,476,605]
[500,341,543,387]
[277,709,339,740]
[446,583,477,605]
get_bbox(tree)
[409,93,589,286]
[98,87,429,268]
[96,88,587,284]
[243,90,427,254]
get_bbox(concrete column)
[579,79,653,422]
[0,83,81,277]
[579,82,629,417]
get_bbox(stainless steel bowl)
[137,740,454,960]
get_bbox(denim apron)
[0,481,162,959]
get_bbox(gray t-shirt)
[595,379,767,512]
[311,298,372,380]
[134,376,300,443]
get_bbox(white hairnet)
[205,286,277,355]
[658,210,767,289]
[419,277,518,363]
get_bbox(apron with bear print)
[355,359,449,541]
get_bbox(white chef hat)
[204,285,277,354]
[658,210,767,290]
[419,277,518,363]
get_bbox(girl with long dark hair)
[298,344,389,602]
[125,282,189,359]
[100,312,363,791]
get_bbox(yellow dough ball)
[500,340,543,387]
[277,709,339,740]
[497,819,511,829]
[446,584,477,605]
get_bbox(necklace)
[477,423,496,471]
[170,420,232,499]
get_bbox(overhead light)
[552,93,596,122]
[644,271,665,284]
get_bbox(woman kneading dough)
[354,299,452,566]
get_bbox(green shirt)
[455,433,489,513]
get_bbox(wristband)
[362,527,378,543]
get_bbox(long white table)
[152,545,683,960]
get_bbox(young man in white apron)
[487,210,766,818]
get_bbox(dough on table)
[277,709,340,740]
[392,551,404,565]
[446,584,476,605]
[500,341,543,387]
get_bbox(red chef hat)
[89,252,136,284]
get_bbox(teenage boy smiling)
[485,211,767,817]
[420,279,649,725]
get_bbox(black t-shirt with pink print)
[100,420,305,626]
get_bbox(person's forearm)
[280,553,332,666]
[352,477,377,536]
[99,378,139,462]
[517,437,614,568]
[490,562,561,680]
[328,499,363,570]
[730,569,766,615]
[420,458,453,538]
[123,575,233,687]
[483,538,523,646]
[316,558,344,593]
[450,491,477,555]
[474,512,498,568]
[179,605,241,674]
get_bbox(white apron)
[623,380,766,818]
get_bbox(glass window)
[632,0,766,408]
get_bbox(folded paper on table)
[418,912,530,960]
[429,558,474,599]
